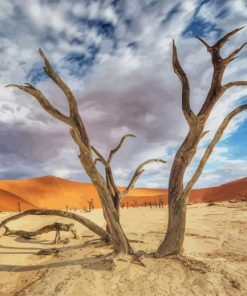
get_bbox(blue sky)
[0,0,246,188]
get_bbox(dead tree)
[238,193,247,201]
[87,198,94,211]
[17,201,21,212]
[6,50,134,254]
[92,134,166,220]
[155,27,247,257]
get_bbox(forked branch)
[224,42,247,64]
[196,27,246,117]
[214,26,245,49]
[184,104,247,196]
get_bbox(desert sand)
[0,202,246,296]
[0,176,246,211]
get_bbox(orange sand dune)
[0,188,35,212]
[0,175,246,211]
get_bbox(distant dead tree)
[238,193,247,201]
[17,201,21,213]
[87,198,94,211]
[7,49,138,254]
[92,134,166,222]
[155,27,247,258]
[158,198,164,208]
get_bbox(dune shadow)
[0,253,114,272]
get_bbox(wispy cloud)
[0,0,246,188]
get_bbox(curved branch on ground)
[0,209,110,241]
[4,222,78,240]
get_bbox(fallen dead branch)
[0,209,110,242]
[4,222,78,244]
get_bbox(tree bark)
[155,195,187,257]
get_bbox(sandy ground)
[0,202,246,296]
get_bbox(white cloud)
[0,0,246,188]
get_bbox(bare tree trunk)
[113,194,120,218]
[106,193,120,235]
[155,195,187,257]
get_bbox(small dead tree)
[87,198,94,211]
[92,134,166,220]
[17,201,21,213]
[238,193,247,201]
[155,27,247,257]
[6,51,134,254]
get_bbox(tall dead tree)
[92,134,166,219]
[155,27,247,257]
[6,49,134,254]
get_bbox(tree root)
[171,255,210,274]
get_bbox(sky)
[0,0,246,189]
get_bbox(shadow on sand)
[0,238,113,272]
[0,253,114,272]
